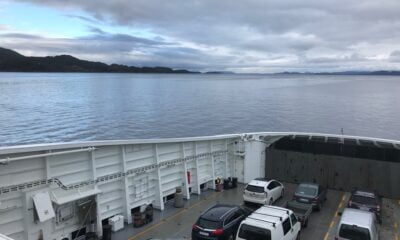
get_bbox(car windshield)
[197,218,221,229]
[352,195,376,205]
[238,224,271,240]
[339,224,371,240]
[295,185,317,197]
[246,185,264,193]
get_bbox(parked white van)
[243,178,285,205]
[335,208,379,240]
[236,205,301,240]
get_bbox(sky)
[1,0,400,73]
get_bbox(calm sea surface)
[0,73,399,146]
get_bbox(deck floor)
[113,183,400,240]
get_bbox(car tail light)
[211,228,224,236]
[192,224,198,230]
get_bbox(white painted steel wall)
[243,138,267,183]
[0,136,242,240]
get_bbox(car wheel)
[296,232,301,240]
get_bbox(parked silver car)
[336,208,379,240]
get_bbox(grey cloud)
[88,33,165,45]
[0,33,43,39]
[87,26,106,34]
[389,50,400,62]
[0,24,9,31]
[82,27,169,46]
[8,0,400,72]
[391,51,400,56]
[65,14,99,24]
[1,33,158,56]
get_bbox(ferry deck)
[114,183,400,240]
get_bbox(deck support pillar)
[153,144,165,210]
[90,150,103,237]
[121,146,132,224]
[210,142,216,190]
[225,140,229,178]
[181,143,190,199]
[192,142,201,195]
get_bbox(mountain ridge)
[0,47,198,73]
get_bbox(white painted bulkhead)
[0,135,248,240]
[243,137,267,183]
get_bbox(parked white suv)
[335,208,379,240]
[236,205,301,240]
[243,178,284,205]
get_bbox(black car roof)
[200,204,237,221]
[298,182,319,188]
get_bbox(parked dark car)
[293,183,327,210]
[192,204,250,240]
[348,189,382,224]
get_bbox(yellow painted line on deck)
[329,220,335,228]
[324,193,346,240]
[128,192,219,240]
[323,233,329,240]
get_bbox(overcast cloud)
[1,0,400,72]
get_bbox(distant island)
[276,71,400,76]
[0,47,199,73]
[205,71,235,74]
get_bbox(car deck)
[113,183,400,240]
